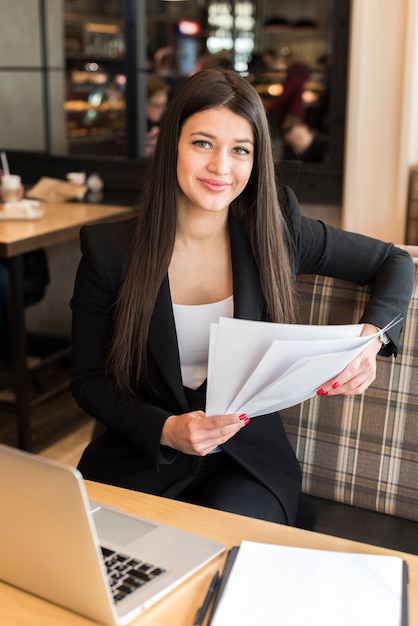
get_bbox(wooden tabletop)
[1,480,417,626]
[0,202,133,257]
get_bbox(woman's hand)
[317,323,382,397]
[160,410,250,456]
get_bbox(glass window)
[64,0,126,156]
[61,0,344,169]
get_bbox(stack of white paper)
[209,541,406,626]
[206,317,399,417]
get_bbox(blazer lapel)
[229,215,267,322]
[147,217,266,414]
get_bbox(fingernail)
[332,381,340,389]
[317,388,328,396]
[239,413,250,425]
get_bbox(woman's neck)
[169,209,232,305]
[175,205,229,246]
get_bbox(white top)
[172,296,234,390]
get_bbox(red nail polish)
[317,388,328,396]
[239,414,250,425]
[332,381,340,389]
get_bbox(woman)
[71,68,415,527]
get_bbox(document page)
[209,541,406,626]
[206,316,400,417]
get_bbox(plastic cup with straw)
[1,151,10,177]
[1,152,22,202]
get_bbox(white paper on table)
[209,540,405,626]
[205,316,401,417]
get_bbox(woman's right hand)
[160,411,250,456]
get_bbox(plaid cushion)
[281,263,418,521]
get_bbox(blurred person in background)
[266,50,311,132]
[154,46,185,99]
[145,75,170,157]
[0,177,49,365]
[281,116,328,163]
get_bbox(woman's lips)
[198,178,231,192]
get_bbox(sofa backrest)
[281,255,418,522]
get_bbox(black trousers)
[176,451,288,524]
[176,451,316,528]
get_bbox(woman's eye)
[191,140,251,155]
[193,140,211,149]
[234,146,250,155]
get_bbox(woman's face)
[176,106,254,216]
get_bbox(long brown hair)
[107,68,296,393]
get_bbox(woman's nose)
[207,149,230,175]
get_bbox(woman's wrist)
[373,325,390,346]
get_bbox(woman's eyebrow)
[190,130,254,144]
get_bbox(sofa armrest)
[281,265,418,522]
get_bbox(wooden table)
[0,202,133,450]
[0,481,417,625]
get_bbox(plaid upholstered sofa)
[281,246,418,554]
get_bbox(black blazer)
[71,186,415,524]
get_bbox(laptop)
[0,444,224,625]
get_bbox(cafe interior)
[1,1,418,622]
[1,0,355,449]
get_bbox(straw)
[1,151,10,176]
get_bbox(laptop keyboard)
[101,546,166,603]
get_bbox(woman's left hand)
[316,323,382,396]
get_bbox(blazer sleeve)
[279,186,416,355]
[70,222,175,466]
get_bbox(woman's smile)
[197,177,232,193]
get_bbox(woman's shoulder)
[79,217,137,277]
[277,185,302,234]
[277,184,299,211]
[81,215,135,238]
[80,217,135,250]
